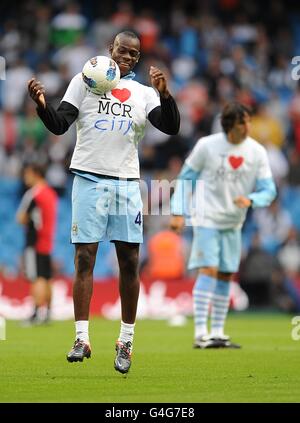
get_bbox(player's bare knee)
[75,246,95,275]
[116,243,139,277]
[119,257,138,276]
[118,254,139,279]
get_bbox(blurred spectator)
[230,13,258,44]
[19,101,48,149]
[250,102,285,148]
[45,134,69,197]
[277,228,300,311]
[278,227,300,275]
[89,19,118,53]
[0,108,19,154]
[0,20,21,66]
[289,84,300,154]
[264,141,289,186]
[52,36,96,79]
[2,59,33,112]
[134,9,160,53]
[240,234,300,311]
[50,2,87,47]
[36,62,63,100]
[176,80,208,130]
[142,229,186,280]
[111,1,134,29]
[252,199,293,255]
[268,54,296,99]
[287,149,300,186]
[33,6,52,58]
[178,17,200,59]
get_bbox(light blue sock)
[193,274,216,338]
[211,279,231,338]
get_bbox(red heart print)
[228,156,244,169]
[111,88,131,103]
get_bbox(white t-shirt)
[186,132,273,229]
[62,73,160,178]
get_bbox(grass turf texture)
[0,313,300,403]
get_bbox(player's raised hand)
[169,215,185,234]
[28,78,46,109]
[149,66,170,98]
[234,196,252,209]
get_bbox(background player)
[170,102,276,348]
[27,31,180,372]
[17,163,57,325]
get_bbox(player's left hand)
[169,215,185,234]
[28,78,46,109]
[149,66,170,98]
[234,196,252,208]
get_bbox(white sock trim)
[211,291,230,338]
[195,325,208,338]
[118,321,135,348]
[75,320,89,342]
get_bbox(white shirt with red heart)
[186,132,273,229]
[62,72,160,178]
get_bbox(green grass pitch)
[0,313,300,403]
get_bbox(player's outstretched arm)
[244,148,277,208]
[148,66,180,135]
[27,78,79,135]
[170,163,201,233]
[245,178,277,208]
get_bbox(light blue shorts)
[188,227,242,273]
[71,175,143,244]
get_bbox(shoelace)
[118,341,132,358]
[74,339,86,349]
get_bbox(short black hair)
[113,30,140,49]
[221,102,252,134]
[23,163,46,178]
[116,30,140,41]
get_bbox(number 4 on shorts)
[135,211,142,225]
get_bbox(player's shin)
[193,274,217,339]
[211,279,231,338]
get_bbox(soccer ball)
[82,56,120,95]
